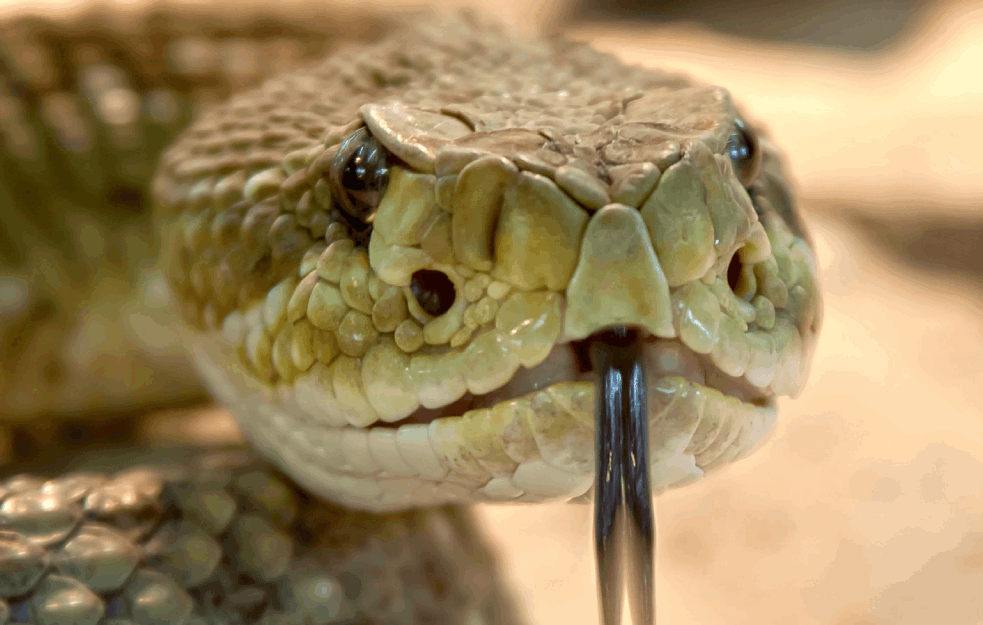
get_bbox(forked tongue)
[590,326,654,625]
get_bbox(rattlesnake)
[0,9,821,624]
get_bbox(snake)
[0,8,822,625]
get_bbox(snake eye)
[330,127,390,230]
[726,118,762,188]
[411,270,456,317]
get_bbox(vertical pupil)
[337,138,388,226]
[329,128,390,230]
[343,146,372,191]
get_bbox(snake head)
[153,14,821,516]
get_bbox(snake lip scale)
[372,335,770,430]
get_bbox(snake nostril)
[106,186,145,212]
[410,270,456,317]
[726,253,743,293]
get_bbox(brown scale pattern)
[0,448,520,624]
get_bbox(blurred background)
[1,0,982,622]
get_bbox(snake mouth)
[192,296,782,517]
[370,334,771,429]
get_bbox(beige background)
[5,0,983,622]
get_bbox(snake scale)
[0,7,822,624]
